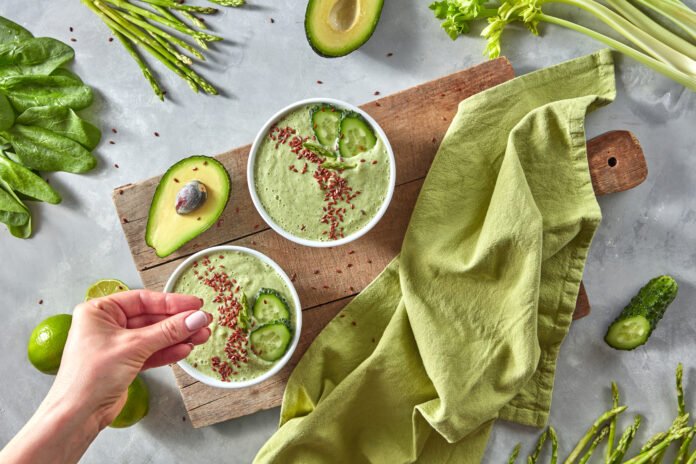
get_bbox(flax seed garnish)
[317,80,323,84]
[114,163,119,168]
[348,250,355,255]
[372,337,376,343]
[193,167,199,171]
[374,91,380,96]
[174,178,180,183]
[432,137,437,143]
[154,131,160,137]
[197,217,201,221]
[336,269,342,274]
[372,160,378,165]
[122,217,129,223]
[351,321,357,326]
[347,263,353,268]
[340,314,345,318]
[314,270,320,275]
[291,273,297,282]
[323,285,329,289]
[109,140,115,145]
[270,18,275,23]
[111,128,117,134]
[350,286,355,291]
[386,52,393,57]
[70,38,77,42]
[38,299,43,305]
[70,26,74,32]
[118,190,124,195]
[367,259,372,264]
[254,224,259,229]
[375,102,382,107]
[108,37,113,42]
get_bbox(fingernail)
[185,311,209,331]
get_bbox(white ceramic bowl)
[247,98,396,248]
[165,245,302,389]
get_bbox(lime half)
[110,375,149,428]
[85,279,129,301]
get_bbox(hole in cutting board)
[607,157,617,167]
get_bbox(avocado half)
[305,0,384,58]
[145,156,230,258]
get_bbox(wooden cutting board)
[112,58,647,428]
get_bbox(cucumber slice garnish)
[303,141,337,159]
[339,112,377,158]
[311,105,341,147]
[604,315,651,350]
[250,322,292,362]
[253,288,291,324]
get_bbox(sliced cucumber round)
[604,315,651,350]
[253,288,290,324]
[339,112,377,158]
[310,105,341,147]
[250,322,292,362]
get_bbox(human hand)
[52,290,212,429]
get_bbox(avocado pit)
[175,180,208,215]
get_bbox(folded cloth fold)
[255,50,616,464]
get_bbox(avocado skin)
[145,155,231,258]
[304,0,385,58]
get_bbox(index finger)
[105,289,203,318]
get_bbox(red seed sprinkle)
[374,91,380,96]
[375,102,382,107]
[317,80,323,84]
[111,128,117,134]
[174,178,180,183]
[372,160,378,165]
[114,163,119,168]
[38,299,43,305]
[108,37,114,42]
[154,132,160,137]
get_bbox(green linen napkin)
[255,50,616,463]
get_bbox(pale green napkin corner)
[255,50,616,463]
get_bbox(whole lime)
[27,314,72,375]
[110,375,150,428]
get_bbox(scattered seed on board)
[317,80,323,84]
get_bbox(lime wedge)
[85,279,130,301]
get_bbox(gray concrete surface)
[1,1,695,462]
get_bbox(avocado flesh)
[305,0,384,58]
[145,156,230,258]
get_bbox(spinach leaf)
[0,182,29,226]
[0,178,31,238]
[17,106,100,150]
[0,17,32,45]
[51,67,82,82]
[0,91,14,131]
[0,75,93,112]
[3,124,97,173]
[0,38,74,77]
[0,150,61,203]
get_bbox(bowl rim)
[164,245,302,389]
[247,97,396,248]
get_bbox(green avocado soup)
[173,250,295,382]
[254,104,391,241]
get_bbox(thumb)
[136,310,211,354]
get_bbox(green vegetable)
[0,38,74,77]
[566,406,626,463]
[3,124,96,173]
[310,105,342,147]
[16,106,101,150]
[0,151,60,203]
[608,415,641,464]
[0,16,99,238]
[320,160,357,171]
[528,428,548,463]
[0,75,94,112]
[548,427,558,464]
[676,429,696,463]
[604,275,678,350]
[238,293,250,331]
[339,112,377,158]
[0,17,32,45]
[253,288,291,324]
[507,443,521,463]
[250,322,293,362]
[80,0,244,98]
[578,426,609,464]
[0,92,14,131]
[429,0,696,91]
[303,141,338,159]
[606,382,620,462]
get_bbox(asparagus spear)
[687,448,696,464]
[113,30,164,100]
[508,443,521,464]
[609,415,642,464]
[549,426,559,464]
[579,426,609,464]
[606,382,620,463]
[624,427,692,464]
[123,10,204,61]
[528,428,549,464]
[137,0,219,14]
[678,363,686,415]
[564,406,627,464]
[676,429,696,464]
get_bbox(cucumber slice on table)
[339,112,377,158]
[311,105,341,147]
[250,322,292,362]
[604,275,678,350]
[253,288,291,324]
